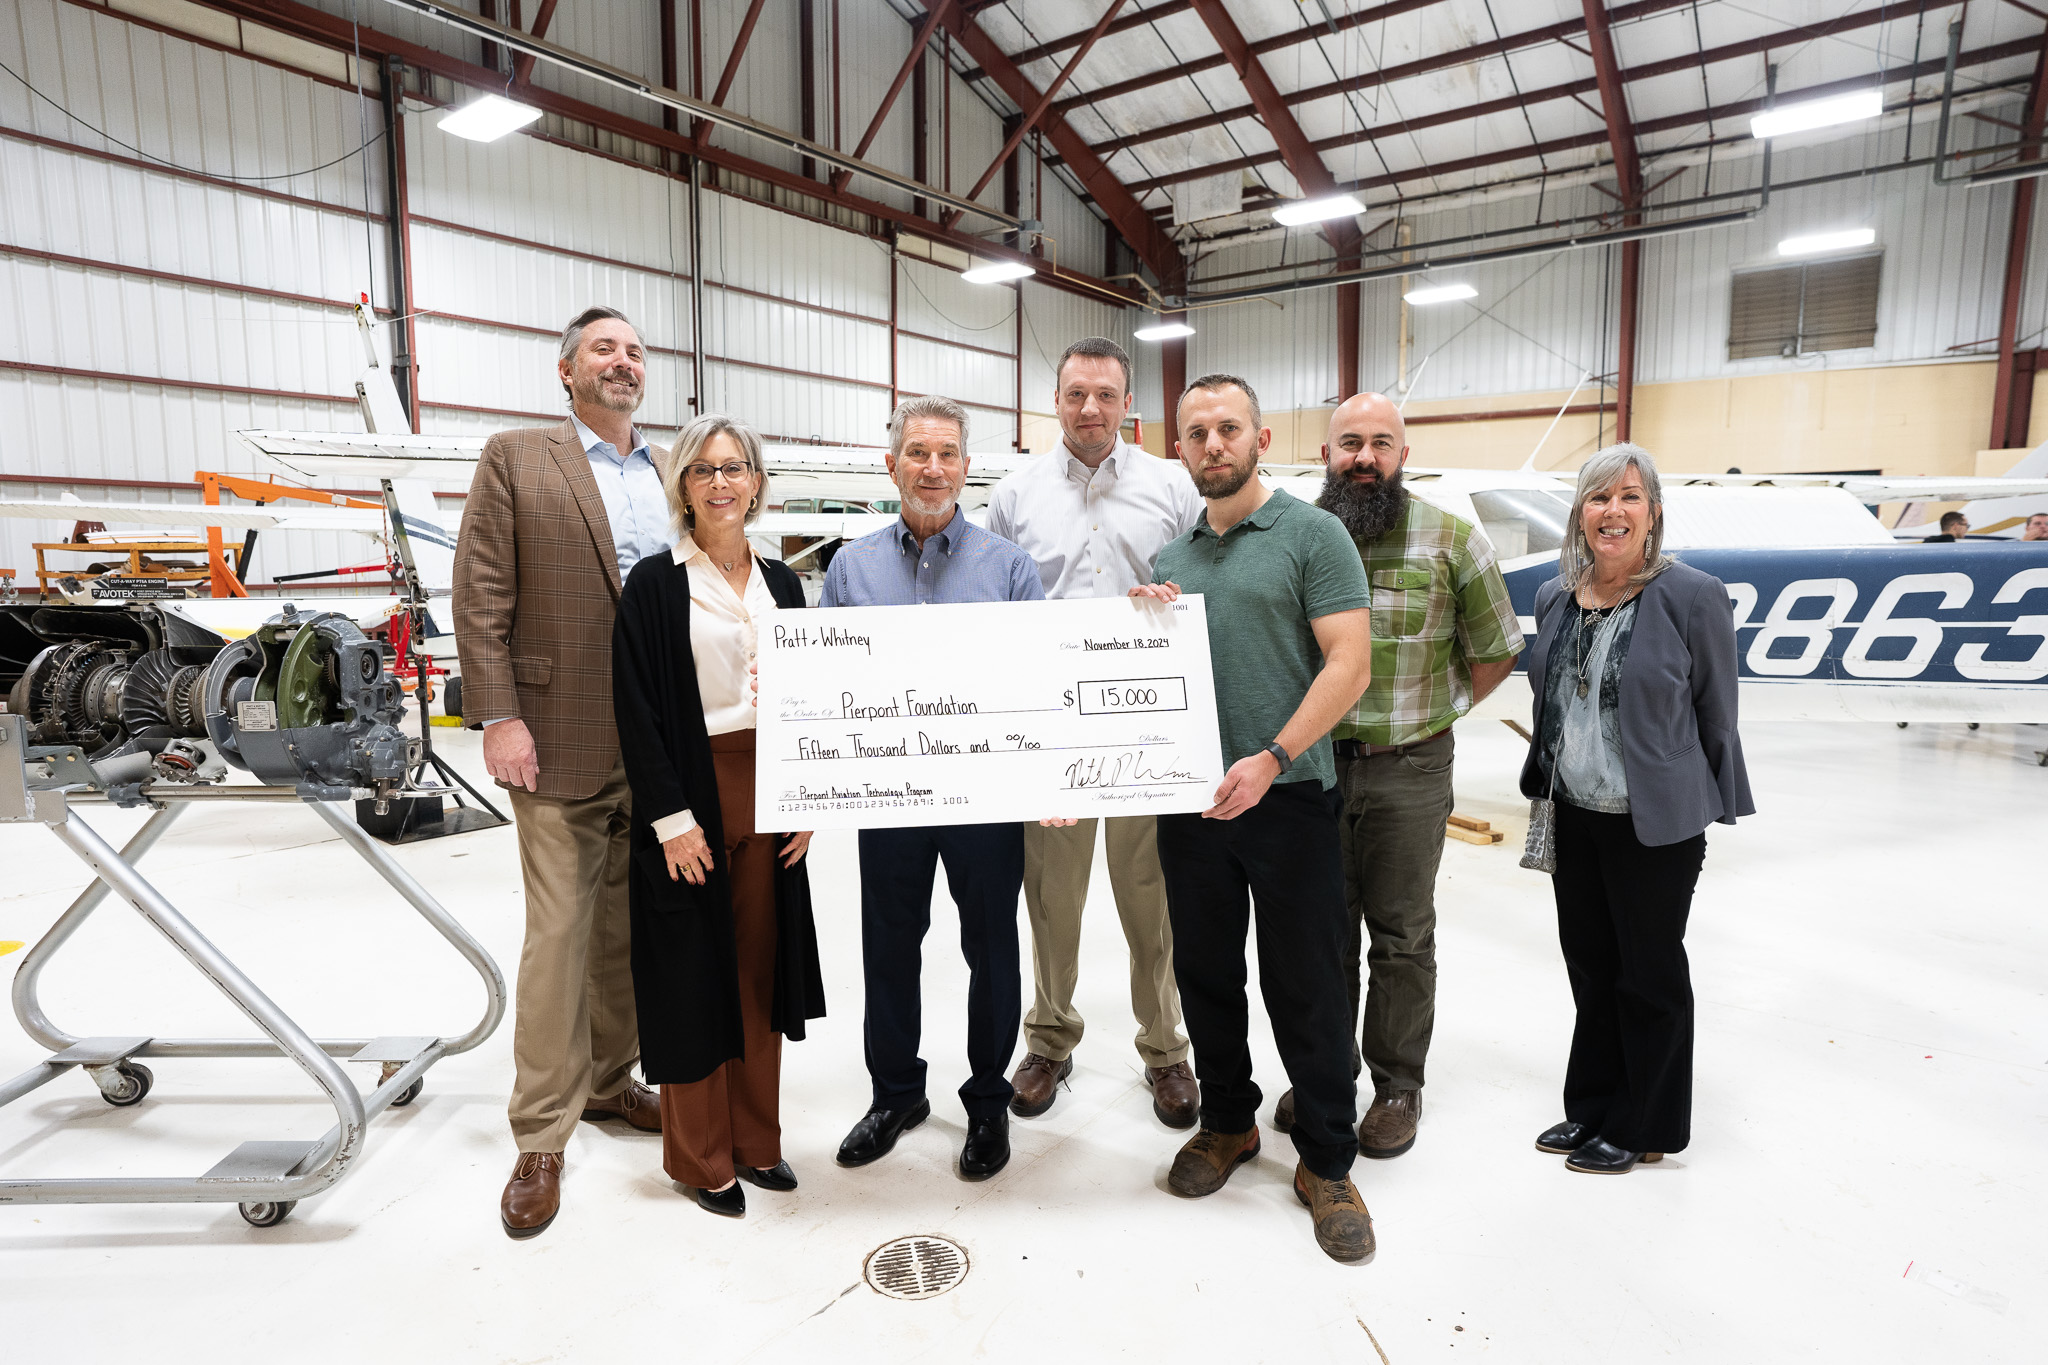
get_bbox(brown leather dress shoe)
[1009,1052,1072,1118]
[582,1080,662,1132]
[501,1151,563,1239]
[1292,1162,1375,1263]
[1166,1125,1260,1197]
[1359,1088,1420,1158]
[1145,1061,1198,1129]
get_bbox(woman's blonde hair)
[1558,441,1675,592]
[663,413,768,533]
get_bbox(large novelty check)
[756,596,1224,831]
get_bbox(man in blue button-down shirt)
[823,396,1043,1184]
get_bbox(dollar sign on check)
[1063,689,1074,708]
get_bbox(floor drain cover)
[864,1234,970,1300]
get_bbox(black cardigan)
[611,550,825,1085]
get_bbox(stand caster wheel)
[238,1200,296,1228]
[98,1061,153,1107]
[1896,722,1908,729]
[392,1077,424,1107]
[1967,722,1980,730]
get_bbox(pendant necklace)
[1574,584,1630,699]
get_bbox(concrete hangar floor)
[0,685,2040,1364]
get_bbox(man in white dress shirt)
[984,337,1204,1126]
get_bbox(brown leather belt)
[1334,725,1451,759]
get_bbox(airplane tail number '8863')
[1502,544,2048,723]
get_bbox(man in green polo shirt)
[1269,391,1523,1160]
[1131,373,1375,1264]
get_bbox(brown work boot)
[582,1079,663,1132]
[1009,1052,1072,1118]
[1145,1061,1198,1129]
[1166,1125,1260,1197]
[1273,1087,1296,1133]
[1292,1162,1375,1263]
[1359,1088,1420,1158]
[501,1151,564,1239]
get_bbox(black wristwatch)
[1262,741,1293,775]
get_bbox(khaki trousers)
[1020,816,1187,1067]
[506,759,641,1153]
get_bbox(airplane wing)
[750,511,900,540]
[1661,471,2048,503]
[0,497,383,533]
[239,429,488,482]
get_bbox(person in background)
[1133,374,1377,1264]
[823,396,1045,1183]
[1265,392,1523,1160]
[2021,512,2048,541]
[1923,511,1970,542]
[1519,443,1754,1176]
[610,413,824,1219]
[984,336,1203,1129]
[455,305,670,1240]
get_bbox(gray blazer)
[1519,560,1755,847]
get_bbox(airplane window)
[1470,489,1571,558]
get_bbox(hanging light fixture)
[1134,321,1196,341]
[1402,283,1478,306]
[1750,89,1881,139]
[438,93,544,143]
[961,260,1037,285]
[1272,193,1365,226]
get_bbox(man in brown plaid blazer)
[455,306,675,1239]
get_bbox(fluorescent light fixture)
[1271,193,1366,226]
[1134,321,1196,341]
[1777,227,1877,257]
[1749,89,1882,140]
[960,260,1036,284]
[438,93,544,142]
[1402,283,1478,306]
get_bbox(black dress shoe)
[692,1181,746,1217]
[1564,1136,1664,1174]
[737,1159,798,1192]
[959,1114,1010,1180]
[1535,1120,1591,1154]
[836,1100,932,1167]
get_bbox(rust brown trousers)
[660,730,785,1189]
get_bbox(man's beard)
[1190,451,1256,499]
[1318,465,1407,542]
[573,365,644,414]
[901,486,958,519]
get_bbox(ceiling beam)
[195,0,1138,306]
[932,2,1185,287]
[1120,1,1975,197]
[509,0,557,86]
[1003,0,1188,70]
[1048,0,1693,121]
[832,0,953,192]
[1185,0,1356,254]
[695,0,769,145]
[942,0,1128,229]
[1580,0,1642,206]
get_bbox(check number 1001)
[1073,677,1189,715]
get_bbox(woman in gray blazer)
[1518,443,1754,1174]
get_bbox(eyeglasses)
[684,461,752,483]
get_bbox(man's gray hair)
[888,395,969,456]
[1559,441,1676,592]
[1178,373,1262,432]
[662,412,767,532]
[558,305,634,401]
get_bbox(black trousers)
[1157,781,1359,1180]
[857,822,1024,1121]
[1552,800,1707,1154]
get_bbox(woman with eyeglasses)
[1518,443,1753,1175]
[611,412,824,1217]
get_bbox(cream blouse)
[648,535,778,844]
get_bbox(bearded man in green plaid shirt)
[1271,392,1523,1160]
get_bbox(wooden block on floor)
[1447,813,1491,833]
[1445,823,1505,846]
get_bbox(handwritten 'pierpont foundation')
[755,597,1226,832]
